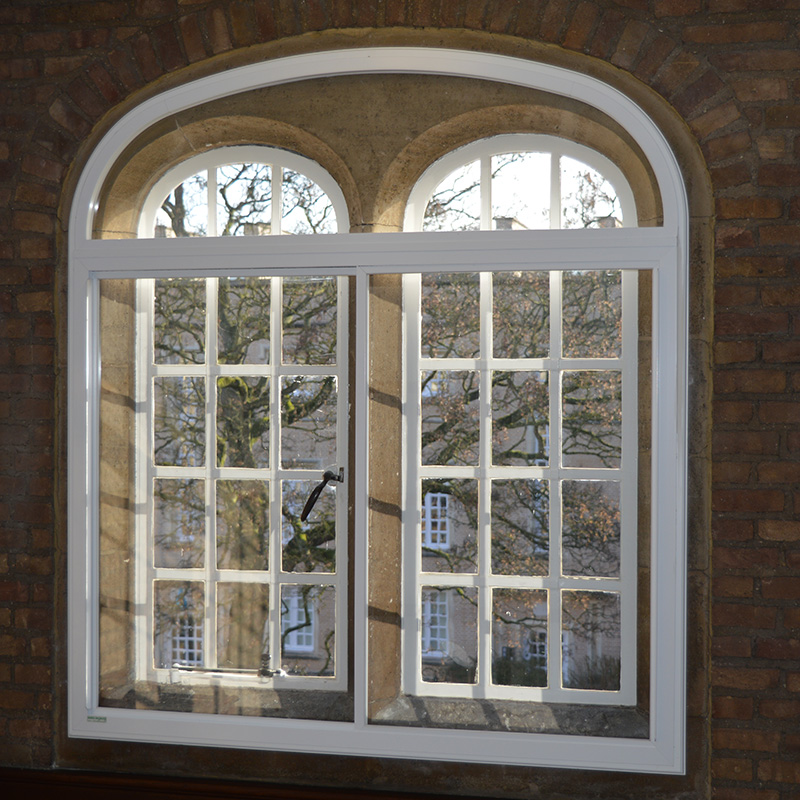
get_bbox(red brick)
[23,32,65,51]
[44,55,88,76]
[712,758,752,781]
[763,341,800,362]
[713,519,754,541]
[151,22,186,73]
[761,577,800,600]
[48,97,91,138]
[759,165,800,187]
[68,28,112,50]
[712,695,753,720]
[716,256,785,278]
[714,341,756,363]
[715,541,782,566]
[540,0,571,42]
[761,226,800,247]
[713,461,751,483]
[0,689,36,710]
[705,132,752,163]
[759,403,800,425]
[714,432,779,456]
[766,106,800,129]
[108,47,143,90]
[689,101,740,140]
[714,576,754,598]
[754,637,800,660]
[712,636,751,657]
[7,719,50,740]
[13,663,51,686]
[712,400,754,423]
[229,1,258,46]
[655,0,702,14]
[713,728,780,752]
[716,225,755,249]
[86,62,122,106]
[562,2,600,51]
[759,520,800,541]
[716,311,788,336]
[12,211,54,235]
[586,8,626,60]
[15,292,51,313]
[0,634,26,656]
[759,699,800,719]
[715,369,786,394]
[713,665,779,690]
[610,20,650,71]
[758,760,800,784]
[713,50,800,72]
[717,197,782,220]
[684,22,788,44]
[634,34,677,82]
[731,78,789,103]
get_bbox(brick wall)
[1,0,799,797]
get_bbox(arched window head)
[405,135,636,232]
[139,146,348,238]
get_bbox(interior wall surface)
[1,2,797,800]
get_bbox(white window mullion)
[205,277,219,670]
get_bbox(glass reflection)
[216,163,272,235]
[154,278,206,364]
[491,480,549,576]
[562,370,622,468]
[493,271,549,359]
[421,370,480,466]
[154,580,204,669]
[281,480,336,573]
[280,585,336,676]
[280,376,338,469]
[562,590,621,691]
[216,583,269,670]
[216,376,270,468]
[492,370,549,466]
[154,478,205,568]
[420,479,478,575]
[562,480,620,577]
[217,277,271,364]
[562,270,622,359]
[492,589,548,687]
[153,376,205,467]
[282,277,338,366]
[421,272,480,358]
[423,160,480,231]
[420,586,477,684]
[216,480,269,570]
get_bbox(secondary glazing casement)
[68,47,689,773]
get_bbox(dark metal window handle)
[300,467,344,522]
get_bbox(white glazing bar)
[548,270,563,690]
[480,155,492,230]
[402,274,422,695]
[619,269,639,702]
[272,165,283,236]
[478,271,493,692]
[207,169,218,238]
[206,277,219,670]
[268,276,282,672]
[353,268,370,727]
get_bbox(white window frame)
[402,137,638,706]
[68,47,688,774]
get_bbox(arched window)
[68,48,688,775]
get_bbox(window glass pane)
[216,582,270,670]
[280,376,338,469]
[216,376,270,468]
[562,480,620,578]
[562,270,622,359]
[562,590,621,691]
[491,480,549,577]
[282,277,338,366]
[421,370,480,466]
[155,172,208,237]
[420,272,480,358]
[423,160,480,231]
[153,376,205,467]
[491,152,550,230]
[154,278,206,364]
[281,480,336,573]
[154,478,205,568]
[562,370,622,468]
[216,163,272,236]
[217,277,271,365]
[420,479,478,574]
[492,589,548,687]
[154,580,205,668]
[280,585,336,676]
[281,168,336,234]
[560,156,621,229]
[215,480,269,570]
[491,370,549,466]
[420,587,477,684]
[493,271,549,358]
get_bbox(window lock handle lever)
[300,467,343,522]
